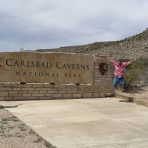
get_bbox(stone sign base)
[0,83,114,101]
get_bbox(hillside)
[37,28,148,60]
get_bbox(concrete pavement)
[1,98,148,148]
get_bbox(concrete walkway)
[1,98,148,148]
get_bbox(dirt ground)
[132,86,148,99]
[116,86,148,107]
[0,108,56,148]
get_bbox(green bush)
[124,58,147,87]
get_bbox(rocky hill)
[37,28,148,60]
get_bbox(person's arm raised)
[127,59,136,65]
[123,59,136,67]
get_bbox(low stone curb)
[115,91,134,102]
[0,105,3,109]
[115,91,148,107]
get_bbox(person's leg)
[122,78,130,92]
[119,78,125,86]
[112,77,120,88]
[119,78,127,92]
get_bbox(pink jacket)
[111,60,130,78]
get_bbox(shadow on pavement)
[0,104,22,109]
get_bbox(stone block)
[12,88,21,91]
[39,91,48,94]
[34,88,49,91]
[47,91,57,93]
[22,94,32,97]
[6,96,27,101]
[0,96,5,101]
[39,96,53,100]
[83,93,92,98]
[29,96,41,100]
[0,87,11,91]
[93,93,100,98]
[3,83,18,87]
[32,94,44,97]
[51,87,61,91]
[0,83,3,86]
[32,84,44,88]
[100,93,105,98]
[0,92,8,97]
[71,87,79,91]
[72,93,82,98]
[20,84,33,88]
[8,93,21,97]
[105,93,114,97]
[63,94,72,99]
[4,97,12,101]
[21,88,34,91]
[26,91,40,94]
[53,94,62,99]
[44,94,53,97]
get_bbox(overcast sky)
[0,0,148,51]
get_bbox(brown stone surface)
[0,52,94,84]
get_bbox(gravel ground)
[116,86,148,107]
[118,86,148,99]
[0,108,56,148]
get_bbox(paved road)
[1,98,148,148]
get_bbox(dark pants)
[112,77,125,88]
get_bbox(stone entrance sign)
[0,52,94,84]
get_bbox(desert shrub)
[124,58,147,88]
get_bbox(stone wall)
[0,56,114,101]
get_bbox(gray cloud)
[0,0,148,51]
